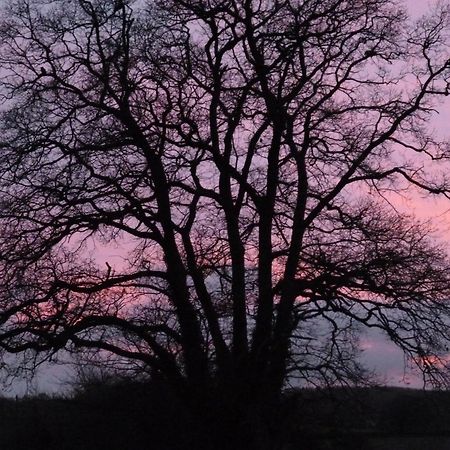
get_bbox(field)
[284,387,450,449]
[1,385,450,449]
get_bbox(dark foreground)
[2,383,450,450]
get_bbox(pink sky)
[355,0,450,389]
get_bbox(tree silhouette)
[0,0,449,448]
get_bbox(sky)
[342,0,450,390]
[1,0,449,397]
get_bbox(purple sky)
[360,329,425,388]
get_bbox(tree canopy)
[0,0,449,447]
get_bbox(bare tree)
[0,0,449,447]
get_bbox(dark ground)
[282,386,450,450]
[2,383,450,449]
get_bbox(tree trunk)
[181,374,285,450]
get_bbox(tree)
[0,0,449,447]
